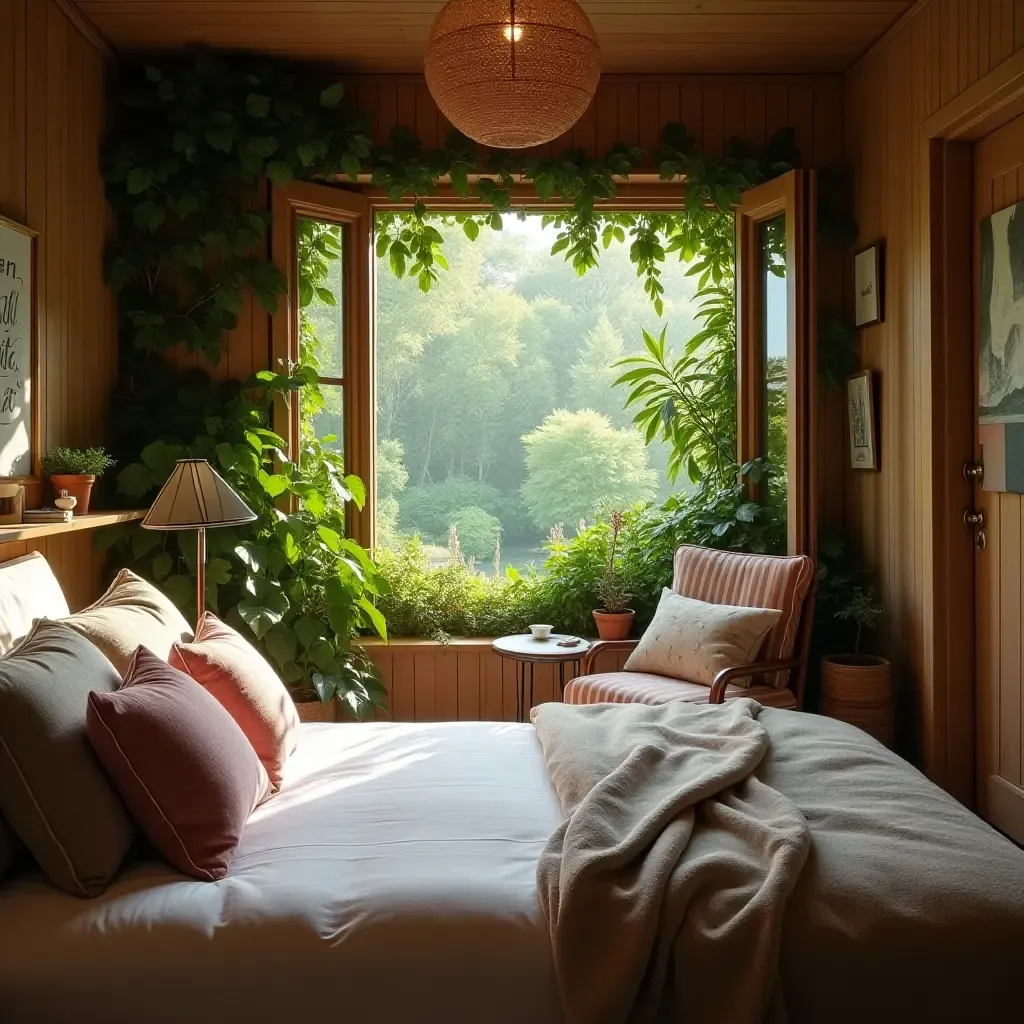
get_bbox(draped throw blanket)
[531,699,810,1024]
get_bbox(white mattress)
[0,722,565,1024]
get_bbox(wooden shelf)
[0,510,146,544]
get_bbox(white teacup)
[529,624,553,641]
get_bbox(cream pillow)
[624,588,782,687]
[61,569,193,674]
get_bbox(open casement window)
[271,182,374,548]
[735,170,816,556]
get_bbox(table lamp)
[141,458,257,620]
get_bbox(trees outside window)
[372,214,698,570]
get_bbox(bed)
[1,711,1023,1023]
[0,553,1022,1022]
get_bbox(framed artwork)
[854,243,883,327]
[979,200,1024,492]
[847,370,878,470]
[0,215,38,486]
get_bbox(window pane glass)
[374,212,708,568]
[298,217,345,381]
[311,383,343,456]
[762,216,787,506]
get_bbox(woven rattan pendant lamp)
[425,0,601,149]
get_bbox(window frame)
[271,181,373,547]
[735,170,816,556]
[273,176,816,558]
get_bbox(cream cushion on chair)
[0,551,70,655]
[62,569,193,674]
[623,588,781,687]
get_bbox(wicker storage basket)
[294,698,336,724]
[820,655,893,747]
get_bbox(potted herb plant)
[820,584,893,745]
[40,446,116,515]
[592,510,635,640]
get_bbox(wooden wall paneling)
[637,81,660,155]
[844,0,1024,796]
[480,652,503,722]
[0,0,116,603]
[456,646,480,720]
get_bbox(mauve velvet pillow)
[86,647,271,881]
[170,613,299,791]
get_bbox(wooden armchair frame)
[579,581,817,708]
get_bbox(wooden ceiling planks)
[72,0,914,74]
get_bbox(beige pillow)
[0,551,69,656]
[624,588,782,687]
[62,569,193,674]
[0,620,135,896]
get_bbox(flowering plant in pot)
[40,446,116,515]
[592,510,635,640]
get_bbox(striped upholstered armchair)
[564,544,817,710]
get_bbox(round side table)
[491,634,591,723]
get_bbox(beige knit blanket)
[531,699,810,1024]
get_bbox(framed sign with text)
[0,215,37,485]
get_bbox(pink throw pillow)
[169,613,300,791]
[86,646,271,881]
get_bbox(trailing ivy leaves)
[105,52,372,362]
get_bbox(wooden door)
[974,115,1024,845]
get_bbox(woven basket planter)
[294,698,336,724]
[821,655,893,746]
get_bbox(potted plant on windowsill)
[40,446,116,515]
[592,510,635,640]
[820,584,893,745]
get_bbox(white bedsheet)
[0,722,565,1024]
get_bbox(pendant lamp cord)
[510,0,517,79]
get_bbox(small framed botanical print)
[847,370,878,470]
[854,243,883,327]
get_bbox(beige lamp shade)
[142,459,257,531]
[425,0,601,149]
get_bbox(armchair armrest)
[709,658,804,704]
[581,639,640,675]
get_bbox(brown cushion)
[564,671,798,709]
[62,569,193,674]
[0,620,135,896]
[87,647,271,881]
[170,613,300,791]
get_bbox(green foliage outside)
[450,506,501,561]
[521,410,656,530]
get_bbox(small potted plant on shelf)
[820,583,893,745]
[592,510,635,640]
[40,446,116,515]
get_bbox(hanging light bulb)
[425,0,602,150]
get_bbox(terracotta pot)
[820,654,893,747]
[49,474,95,515]
[592,609,635,641]
[293,698,336,724]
